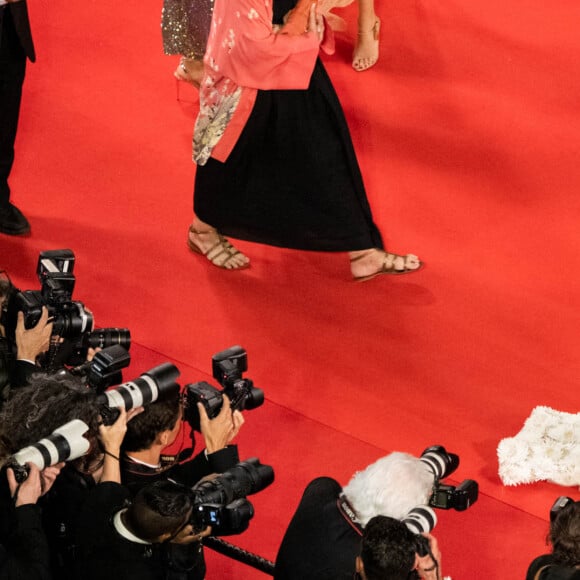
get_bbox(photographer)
[527,499,580,580]
[121,385,244,490]
[1,272,53,394]
[0,462,62,580]
[119,386,244,579]
[274,452,435,579]
[1,255,127,397]
[0,371,139,579]
[75,478,211,580]
[357,516,445,580]
[40,405,142,580]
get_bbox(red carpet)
[1,0,579,577]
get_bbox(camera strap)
[337,495,363,536]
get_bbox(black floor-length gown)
[193,0,384,252]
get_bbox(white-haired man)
[274,449,455,579]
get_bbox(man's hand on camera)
[86,346,101,362]
[198,396,244,454]
[7,462,64,506]
[414,533,442,580]
[99,406,143,483]
[99,406,144,454]
[231,407,244,442]
[170,524,212,545]
[15,307,53,362]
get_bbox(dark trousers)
[0,7,27,206]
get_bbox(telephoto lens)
[10,419,91,482]
[402,506,437,536]
[98,362,180,424]
[191,458,275,506]
[402,506,437,557]
[420,445,459,480]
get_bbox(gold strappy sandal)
[187,226,250,270]
[352,18,380,72]
[351,250,422,282]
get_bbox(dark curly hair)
[550,501,580,566]
[0,371,100,464]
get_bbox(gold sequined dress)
[161,0,215,60]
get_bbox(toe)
[392,254,406,271]
[383,252,396,270]
[404,254,421,270]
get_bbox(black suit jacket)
[0,471,51,580]
[0,1,35,62]
[274,477,363,579]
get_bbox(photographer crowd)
[0,368,250,580]
[1,254,578,579]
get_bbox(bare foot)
[349,248,421,281]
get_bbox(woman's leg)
[352,0,380,72]
[188,215,250,269]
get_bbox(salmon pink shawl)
[193,0,334,165]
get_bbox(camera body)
[71,344,132,392]
[429,479,479,511]
[183,346,264,431]
[192,498,254,536]
[16,250,93,339]
[420,445,479,512]
[189,458,274,536]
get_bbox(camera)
[402,505,437,557]
[189,458,274,536]
[419,445,479,511]
[183,346,264,431]
[420,445,459,480]
[194,498,254,536]
[97,362,180,425]
[3,250,130,370]
[429,479,479,511]
[71,344,132,392]
[14,250,93,338]
[8,419,91,483]
[66,327,131,367]
[550,496,575,523]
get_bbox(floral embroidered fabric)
[192,0,334,165]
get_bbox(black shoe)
[0,202,31,235]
